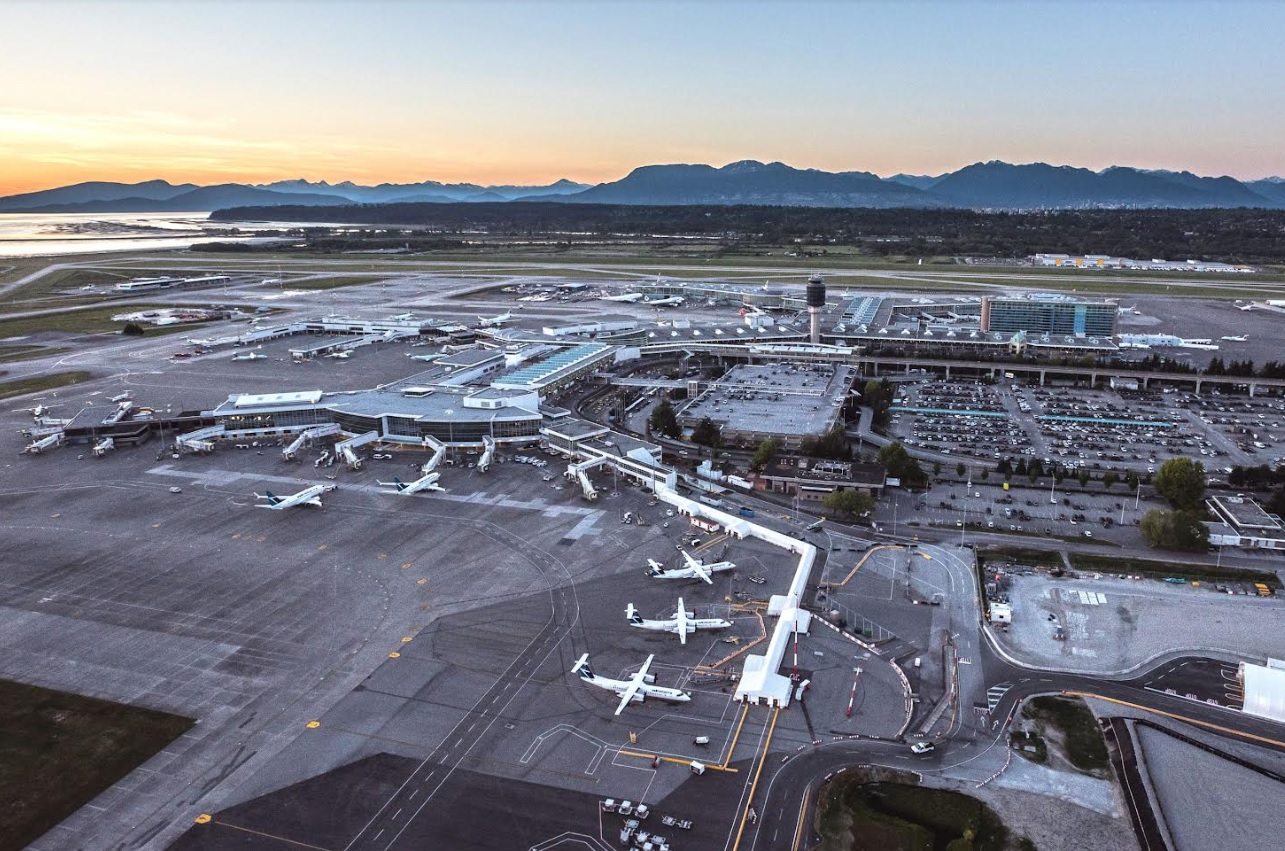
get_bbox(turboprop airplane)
[643,296,685,307]
[572,653,691,715]
[626,598,732,645]
[254,483,335,510]
[231,351,266,361]
[600,292,645,303]
[1220,335,1248,342]
[15,404,50,419]
[377,472,445,495]
[477,311,514,327]
[646,550,736,584]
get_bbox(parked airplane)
[325,350,352,359]
[1220,335,1248,342]
[647,550,736,584]
[477,311,514,327]
[627,598,732,645]
[643,296,685,307]
[231,351,266,361]
[254,483,335,510]
[600,292,645,303]
[377,473,445,495]
[572,653,691,715]
[15,404,50,419]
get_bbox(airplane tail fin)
[572,653,593,679]
[263,491,280,504]
[626,604,642,624]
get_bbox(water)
[0,212,277,258]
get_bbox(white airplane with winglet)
[627,598,732,645]
[377,472,445,495]
[572,653,691,715]
[646,550,736,584]
[254,483,336,510]
[477,311,513,327]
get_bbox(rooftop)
[1209,495,1284,533]
[679,362,855,439]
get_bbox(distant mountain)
[885,173,942,190]
[0,179,198,212]
[258,177,589,204]
[1247,178,1285,205]
[4,163,1283,213]
[537,160,933,208]
[929,161,1275,209]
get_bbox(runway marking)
[790,785,810,851]
[731,706,781,851]
[208,818,333,850]
[722,701,751,768]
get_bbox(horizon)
[3,0,1284,195]
[6,157,1284,198]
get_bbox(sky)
[2,0,1284,195]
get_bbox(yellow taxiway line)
[1064,691,1285,749]
[732,705,781,851]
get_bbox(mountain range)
[4,162,1284,213]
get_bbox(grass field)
[815,778,1010,851]
[1021,695,1110,774]
[0,304,230,339]
[0,371,95,401]
[280,274,393,290]
[0,345,68,364]
[1068,551,1281,588]
[0,679,193,849]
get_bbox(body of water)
[0,212,278,258]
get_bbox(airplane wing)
[677,599,689,645]
[613,654,655,715]
[305,497,323,508]
[681,550,702,570]
[693,564,713,584]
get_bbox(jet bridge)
[335,430,380,470]
[282,423,342,461]
[477,436,495,473]
[177,424,225,454]
[564,455,610,501]
[420,435,447,475]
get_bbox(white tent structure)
[1241,659,1285,723]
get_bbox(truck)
[738,507,756,518]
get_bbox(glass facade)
[982,299,1116,337]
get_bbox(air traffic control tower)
[806,272,826,344]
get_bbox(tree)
[956,462,966,478]
[1125,471,1140,492]
[1102,471,1119,490]
[1028,459,1045,483]
[1156,457,1207,511]
[933,461,942,476]
[822,488,875,519]
[1077,468,1091,488]
[691,417,722,448]
[648,398,680,438]
[750,439,780,472]
[1140,508,1210,552]
[800,426,852,460]
[122,322,145,336]
[877,442,927,488]
[862,378,895,432]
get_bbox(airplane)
[572,653,691,715]
[1220,335,1248,342]
[643,296,685,307]
[477,311,514,327]
[627,598,732,645]
[254,483,336,510]
[647,550,736,584]
[325,350,352,359]
[377,473,445,495]
[231,351,266,361]
[15,404,50,419]
[600,292,645,303]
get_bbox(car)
[910,741,936,754]
[1083,530,1093,538]
[168,486,182,494]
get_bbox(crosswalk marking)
[1075,590,1106,605]
[986,683,1011,713]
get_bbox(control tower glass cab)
[806,273,826,343]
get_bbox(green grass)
[0,304,256,339]
[1068,551,1281,588]
[816,778,1010,851]
[280,274,391,290]
[0,679,193,850]
[0,371,95,401]
[977,545,1065,568]
[0,345,68,363]
[1022,695,1110,774]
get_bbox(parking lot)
[991,573,1285,674]
[888,379,1285,477]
